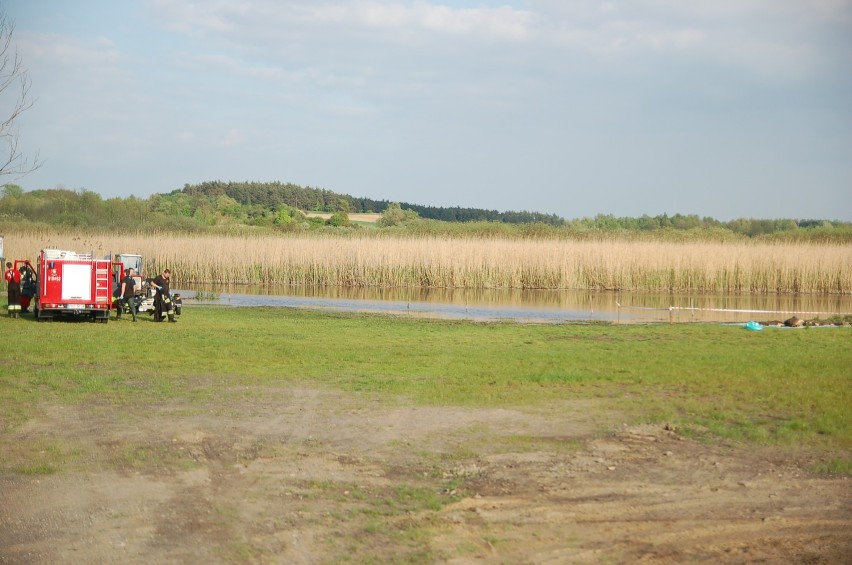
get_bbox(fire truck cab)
[112,253,145,298]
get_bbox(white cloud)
[148,0,242,35]
[146,0,849,81]
[18,31,123,67]
[634,0,852,23]
[535,0,851,79]
[16,31,145,115]
[638,28,704,50]
[147,0,535,41]
[355,2,534,39]
[219,128,246,148]
[189,53,285,81]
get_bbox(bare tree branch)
[0,11,41,179]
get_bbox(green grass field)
[1,305,849,451]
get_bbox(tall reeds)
[4,229,850,294]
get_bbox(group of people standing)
[115,267,178,323]
[4,261,22,318]
[3,262,35,317]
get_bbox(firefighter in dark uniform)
[150,268,176,322]
[19,265,36,313]
[4,262,22,318]
[117,268,138,322]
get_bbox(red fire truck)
[16,249,120,322]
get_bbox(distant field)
[303,212,382,223]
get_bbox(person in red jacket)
[4,261,22,318]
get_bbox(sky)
[3,0,851,221]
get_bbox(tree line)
[176,181,849,237]
[180,180,566,226]
[1,182,850,242]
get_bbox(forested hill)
[2,182,850,241]
[180,181,565,226]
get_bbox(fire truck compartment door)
[62,264,92,300]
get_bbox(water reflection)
[177,284,852,324]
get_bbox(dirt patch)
[1,387,849,564]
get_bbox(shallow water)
[175,285,852,324]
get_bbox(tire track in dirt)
[1,391,849,563]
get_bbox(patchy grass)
[811,458,852,476]
[5,436,82,475]
[1,304,849,564]
[1,306,850,457]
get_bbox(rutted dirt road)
[1,387,849,563]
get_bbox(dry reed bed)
[5,230,851,293]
